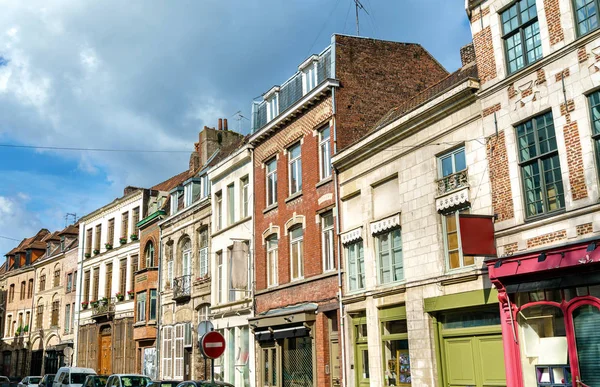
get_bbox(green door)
[355,344,370,387]
[443,334,505,387]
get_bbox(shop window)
[261,345,278,387]
[380,307,410,387]
[283,337,313,386]
[442,309,501,329]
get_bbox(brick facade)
[526,230,567,248]
[486,131,514,221]
[576,222,594,236]
[473,26,497,84]
[544,0,564,45]
[483,103,501,117]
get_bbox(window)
[319,126,332,180]
[302,61,318,94]
[94,224,101,251]
[39,275,46,292]
[588,91,600,177]
[574,0,599,36]
[174,324,185,379]
[36,305,43,330]
[290,226,304,280]
[66,273,73,293]
[105,263,113,298]
[149,289,157,321]
[83,271,90,302]
[266,235,279,288]
[266,94,279,121]
[71,303,75,331]
[167,260,174,288]
[377,229,404,284]
[501,0,542,74]
[217,251,223,304]
[516,112,564,217]
[25,250,31,265]
[64,304,71,334]
[27,279,33,299]
[181,240,192,278]
[107,218,115,246]
[73,270,77,292]
[145,242,155,268]
[241,176,249,218]
[443,209,475,270]
[119,259,127,296]
[228,246,236,302]
[170,192,178,215]
[347,241,365,291]
[8,285,14,303]
[162,326,173,379]
[288,143,302,195]
[137,292,146,322]
[85,228,92,256]
[216,191,223,230]
[202,174,210,199]
[51,301,59,327]
[322,212,334,271]
[19,282,25,300]
[130,255,138,291]
[266,158,278,207]
[54,269,61,287]
[92,268,99,301]
[184,183,193,207]
[60,236,65,252]
[380,311,410,387]
[199,228,208,277]
[46,243,51,257]
[198,304,210,322]
[227,183,235,225]
[132,207,140,236]
[122,211,129,239]
[439,147,466,177]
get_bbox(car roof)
[59,368,96,373]
[109,375,149,377]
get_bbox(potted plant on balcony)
[101,296,109,305]
[130,234,139,241]
[15,326,21,336]
[105,243,113,250]
[81,301,89,309]
[93,249,100,255]
[84,252,91,259]
[23,325,28,333]
[127,290,135,300]
[120,237,127,245]
[116,292,125,302]
[90,300,99,308]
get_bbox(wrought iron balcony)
[436,170,469,196]
[173,275,192,302]
[91,298,116,320]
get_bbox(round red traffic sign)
[200,331,226,359]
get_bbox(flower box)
[84,253,91,259]
[81,301,89,309]
[116,293,124,302]
[120,237,127,245]
[90,300,99,308]
[101,297,109,305]
[127,290,135,299]
[105,243,113,250]
[130,234,139,241]
[93,249,100,255]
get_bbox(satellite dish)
[197,320,214,338]
[63,347,73,357]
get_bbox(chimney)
[224,118,228,131]
[218,118,223,130]
[460,42,476,67]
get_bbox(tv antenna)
[65,213,77,227]
[232,111,250,133]
[354,0,369,36]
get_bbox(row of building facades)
[2,1,600,386]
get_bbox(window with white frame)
[346,240,365,291]
[145,242,155,268]
[167,260,174,288]
[377,228,403,284]
[199,228,209,277]
[227,183,235,226]
[64,304,71,334]
[266,158,277,207]
[439,147,466,178]
[150,289,157,321]
[184,183,193,207]
[182,239,192,278]
[322,211,334,271]
[442,208,474,270]
[174,324,184,379]
[202,174,210,198]
[198,304,210,323]
[170,193,178,215]
[290,226,304,280]
[216,191,223,230]
[288,143,302,195]
[266,94,279,121]
[302,61,318,94]
[162,326,173,378]
[319,126,331,180]
[241,176,249,218]
[217,251,223,304]
[266,235,278,287]
[137,291,146,322]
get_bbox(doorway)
[100,334,112,375]
[355,344,370,387]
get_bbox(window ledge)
[256,271,338,295]
[133,321,146,327]
[524,208,566,224]
[147,320,157,326]
[263,203,278,215]
[285,191,303,203]
[316,176,333,189]
[211,216,252,237]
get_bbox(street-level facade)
[249,34,449,387]
[75,187,148,374]
[208,143,254,387]
[467,0,600,386]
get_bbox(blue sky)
[0,0,473,255]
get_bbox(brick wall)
[334,35,448,150]
[486,131,515,221]
[576,222,593,236]
[560,99,588,201]
[473,26,497,84]
[460,43,476,66]
[544,0,564,45]
[527,230,567,248]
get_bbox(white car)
[53,368,96,387]
[18,377,42,387]
[106,375,151,387]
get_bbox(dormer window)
[201,174,210,199]
[299,55,318,95]
[60,236,65,252]
[264,86,280,121]
[47,244,51,257]
[183,178,201,207]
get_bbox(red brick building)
[248,34,448,387]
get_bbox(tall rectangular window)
[51,301,59,327]
[228,247,236,302]
[137,292,146,322]
[64,304,71,334]
[107,218,115,246]
[83,271,90,302]
[443,209,475,270]
[150,289,157,321]
[20,282,25,300]
[216,191,223,230]
[319,126,332,180]
[501,0,542,74]
[227,183,235,226]
[199,228,208,277]
[39,275,46,292]
[267,235,278,287]
[92,268,99,301]
[516,111,564,217]
[377,229,403,284]
[8,285,14,303]
[588,91,600,178]
[94,224,101,251]
[347,240,365,291]
[288,143,302,195]
[86,228,93,256]
[202,174,210,198]
[130,255,138,292]
[60,236,65,251]
[119,259,127,296]
[66,273,73,293]
[184,183,193,207]
[167,260,174,289]
[71,303,75,331]
[217,251,223,304]
[241,176,249,218]
[132,207,140,236]
[322,211,334,271]
[266,158,277,207]
[574,0,599,36]
[36,305,43,330]
[53,270,61,287]
[290,227,304,280]
[105,263,113,298]
[121,211,129,239]
[266,94,279,121]
[27,279,33,299]
[302,62,318,94]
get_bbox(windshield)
[29,378,42,384]
[93,377,108,387]
[71,374,93,384]
[45,376,55,382]
[120,377,150,387]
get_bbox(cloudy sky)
[0,0,472,254]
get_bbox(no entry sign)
[200,331,226,359]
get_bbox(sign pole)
[204,355,208,381]
[211,358,215,384]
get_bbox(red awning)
[459,214,497,257]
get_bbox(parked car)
[53,368,96,387]
[0,376,10,387]
[82,375,108,387]
[18,377,41,387]
[39,375,55,387]
[175,381,234,387]
[147,381,179,387]
[106,375,151,387]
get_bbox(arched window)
[181,239,192,278]
[145,242,155,268]
[266,234,278,287]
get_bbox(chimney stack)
[218,118,223,131]
[224,118,228,131]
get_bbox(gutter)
[156,223,163,379]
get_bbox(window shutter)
[174,324,184,379]
[162,327,173,379]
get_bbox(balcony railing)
[436,170,469,196]
[252,47,332,133]
[91,298,116,319]
[173,275,192,302]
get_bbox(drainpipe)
[74,224,86,367]
[156,225,163,380]
[332,83,347,387]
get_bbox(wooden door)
[100,335,112,375]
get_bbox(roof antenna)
[232,111,250,133]
[354,0,368,36]
[65,213,77,227]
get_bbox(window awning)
[254,326,311,342]
[370,214,400,235]
[341,228,362,245]
[459,214,497,257]
[436,187,469,212]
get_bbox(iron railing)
[436,170,469,196]
[173,275,192,301]
[252,47,332,133]
[91,297,116,317]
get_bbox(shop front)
[487,239,600,387]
